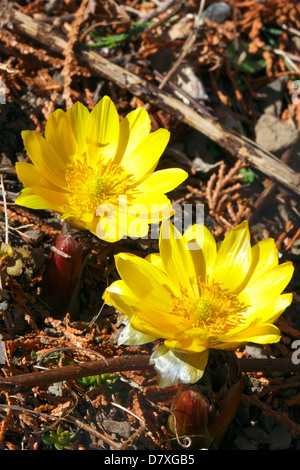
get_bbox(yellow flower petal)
[45,108,78,161]
[258,293,293,324]
[66,101,90,154]
[16,162,62,191]
[133,168,188,195]
[15,188,66,212]
[183,224,217,280]
[225,323,282,345]
[121,128,170,181]
[114,252,173,306]
[145,253,164,271]
[86,95,119,164]
[130,313,187,339]
[129,194,173,223]
[212,220,252,292]
[165,335,208,353]
[103,279,140,317]
[238,261,294,309]
[238,238,279,292]
[159,222,198,296]
[116,107,151,164]
[21,130,67,188]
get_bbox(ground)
[0,0,300,451]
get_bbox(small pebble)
[199,2,231,25]
[102,419,131,439]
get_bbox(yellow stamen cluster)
[65,157,137,213]
[171,278,247,335]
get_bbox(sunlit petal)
[86,95,119,164]
[183,224,217,280]
[21,130,67,188]
[121,128,170,180]
[45,108,78,161]
[66,101,90,154]
[116,107,151,164]
[150,345,209,387]
[212,221,252,292]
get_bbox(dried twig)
[61,0,89,109]
[0,355,154,391]
[0,355,299,392]
[242,394,300,436]
[206,161,251,231]
[138,0,179,24]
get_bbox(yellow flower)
[103,221,294,387]
[15,97,188,242]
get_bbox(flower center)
[170,279,247,335]
[65,157,137,215]
[194,298,214,322]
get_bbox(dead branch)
[0,354,153,391]
[1,6,300,197]
[0,355,299,392]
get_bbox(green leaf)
[42,435,54,446]
[54,442,64,451]
[239,167,255,183]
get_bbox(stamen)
[170,278,248,335]
[65,156,138,214]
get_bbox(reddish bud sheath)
[167,384,211,449]
[42,235,83,316]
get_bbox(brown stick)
[0,355,153,391]
[238,358,300,374]
[1,6,300,196]
[0,355,299,392]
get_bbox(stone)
[255,113,300,156]
[199,2,231,25]
[173,64,208,104]
[102,419,131,439]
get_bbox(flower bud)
[167,384,211,449]
[167,350,243,449]
[42,234,83,317]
